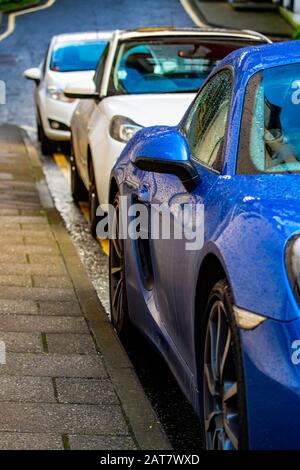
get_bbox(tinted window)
[50,41,108,72]
[93,44,109,92]
[184,69,232,170]
[43,41,51,77]
[109,39,260,95]
[237,63,300,174]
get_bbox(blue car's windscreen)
[238,63,300,174]
[50,41,107,72]
[110,39,260,95]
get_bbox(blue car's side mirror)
[131,127,200,192]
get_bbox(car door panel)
[73,100,96,187]
[129,68,233,371]
[149,166,219,368]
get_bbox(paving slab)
[39,301,82,317]
[0,274,32,287]
[0,299,38,315]
[55,378,118,405]
[0,402,128,434]
[0,286,75,302]
[0,432,63,450]
[0,353,107,378]
[0,253,27,264]
[69,434,136,450]
[32,276,72,288]
[3,244,59,255]
[0,332,43,353]
[47,333,96,354]
[0,315,88,333]
[0,376,55,402]
[0,263,67,277]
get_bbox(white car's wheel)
[37,112,54,155]
[70,149,87,204]
[37,119,42,142]
[88,162,100,238]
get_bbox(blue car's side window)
[237,63,300,175]
[184,69,232,172]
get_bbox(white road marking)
[0,0,56,42]
[180,0,207,28]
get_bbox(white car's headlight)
[109,115,143,143]
[46,86,75,103]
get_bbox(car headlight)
[109,115,143,143]
[286,235,300,305]
[46,86,75,103]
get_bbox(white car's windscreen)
[111,39,263,95]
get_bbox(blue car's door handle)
[137,184,151,203]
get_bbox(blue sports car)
[108,40,300,450]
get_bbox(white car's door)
[36,42,52,129]
[73,99,96,188]
[84,39,119,206]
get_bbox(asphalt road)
[0,0,202,450]
[0,0,193,127]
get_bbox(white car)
[66,27,270,236]
[24,31,112,154]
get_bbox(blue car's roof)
[216,39,300,79]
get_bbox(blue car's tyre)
[109,193,132,341]
[202,279,248,450]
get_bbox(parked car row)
[25,27,269,234]
[25,28,300,450]
[24,31,112,154]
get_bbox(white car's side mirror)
[24,67,41,84]
[64,79,98,99]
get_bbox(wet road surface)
[0,0,193,128]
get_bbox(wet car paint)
[110,40,300,449]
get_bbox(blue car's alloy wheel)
[109,193,131,340]
[203,280,246,450]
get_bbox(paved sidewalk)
[0,124,170,450]
[185,0,294,38]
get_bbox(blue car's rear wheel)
[109,193,131,340]
[203,279,247,450]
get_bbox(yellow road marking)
[0,0,57,42]
[99,239,110,256]
[79,201,89,222]
[53,153,70,184]
[53,152,110,256]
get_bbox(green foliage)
[0,0,41,12]
[292,28,300,40]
